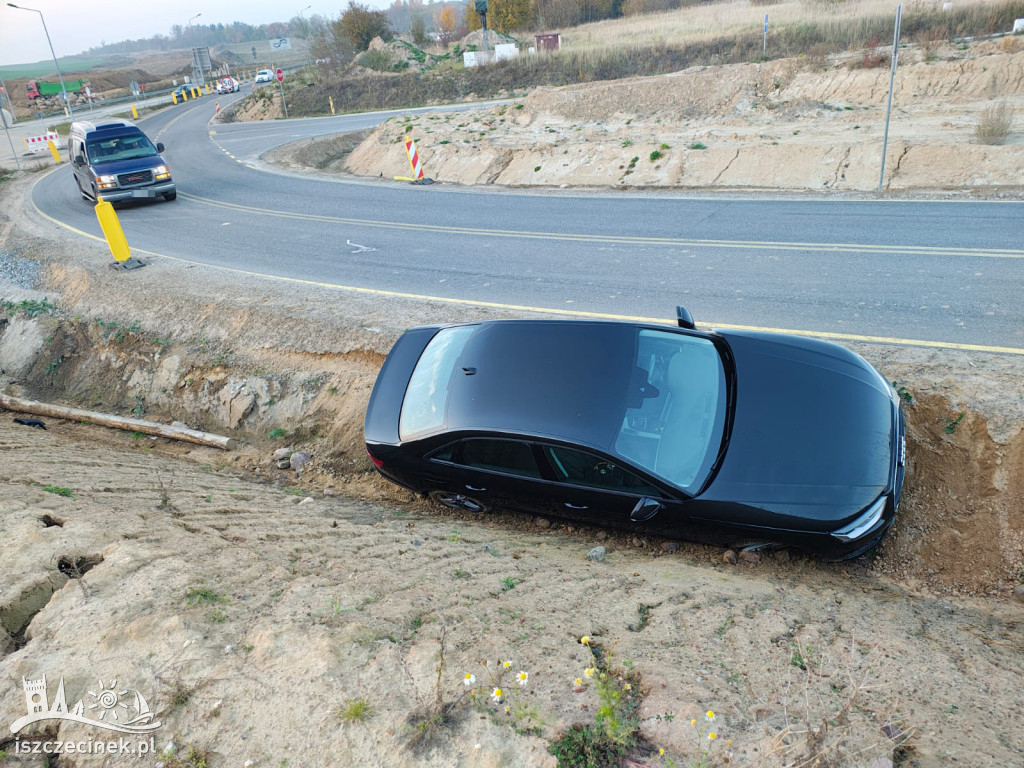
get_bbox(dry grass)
[291,0,1024,117]
[975,102,1015,145]
[558,0,989,54]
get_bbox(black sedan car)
[364,309,905,559]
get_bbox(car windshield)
[400,325,476,440]
[613,330,727,494]
[87,135,157,163]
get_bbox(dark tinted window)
[429,444,456,462]
[457,439,540,478]
[542,445,662,496]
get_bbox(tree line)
[84,0,708,61]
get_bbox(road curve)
[30,93,1024,354]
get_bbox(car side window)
[541,445,662,496]
[456,439,541,478]
[428,444,457,462]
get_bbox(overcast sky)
[0,1,377,67]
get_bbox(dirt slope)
[313,38,1024,194]
[2,33,1024,765]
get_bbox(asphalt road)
[28,92,1024,354]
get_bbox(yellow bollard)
[329,96,335,115]
[46,140,61,164]
[131,104,138,119]
[172,92,178,105]
[94,197,132,264]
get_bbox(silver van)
[68,119,176,203]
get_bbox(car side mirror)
[676,305,695,330]
[74,155,85,167]
[630,497,662,522]
[156,142,165,153]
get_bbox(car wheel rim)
[432,492,484,512]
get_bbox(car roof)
[440,321,642,450]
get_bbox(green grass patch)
[185,586,230,606]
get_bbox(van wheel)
[429,490,487,513]
[163,191,177,201]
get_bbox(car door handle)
[564,502,589,510]
[465,485,487,492]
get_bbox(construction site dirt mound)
[317,37,1024,194]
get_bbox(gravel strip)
[0,249,43,292]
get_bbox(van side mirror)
[74,155,86,167]
[156,142,165,152]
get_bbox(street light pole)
[187,13,202,85]
[298,5,311,49]
[7,3,75,122]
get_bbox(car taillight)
[366,448,384,468]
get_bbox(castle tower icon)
[22,676,48,715]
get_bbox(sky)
[0,0,388,67]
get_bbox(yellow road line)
[181,192,1024,258]
[26,173,1024,356]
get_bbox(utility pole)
[878,4,903,195]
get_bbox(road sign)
[276,69,284,82]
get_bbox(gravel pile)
[0,249,43,291]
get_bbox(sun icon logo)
[87,680,130,720]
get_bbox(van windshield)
[86,135,157,164]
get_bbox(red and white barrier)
[24,132,63,154]
[404,135,424,180]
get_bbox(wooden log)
[0,393,237,450]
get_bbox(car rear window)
[614,330,726,493]
[399,325,476,440]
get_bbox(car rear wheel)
[429,490,488,513]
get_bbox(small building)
[534,33,562,52]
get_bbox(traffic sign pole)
[276,68,289,119]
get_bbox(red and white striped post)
[404,135,424,180]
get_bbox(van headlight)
[831,496,887,542]
[96,174,117,190]
[154,165,171,181]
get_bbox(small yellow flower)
[659,748,665,756]
[504,705,511,714]
[708,732,717,741]
[464,673,475,685]
[574,677,583,686]
[517,670,529,686]
[584,667,596,678]
[690,718,697,727]
[580,636,590,645]
[624,683,631,691]
[492,687,503,701]
[706,710,716,721]
[503,659,513,669]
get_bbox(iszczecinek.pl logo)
[11,675,161,735]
